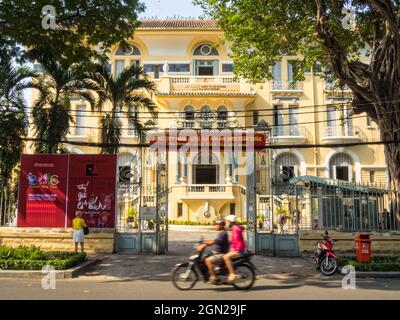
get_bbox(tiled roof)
[139,20,219,30]
[156,91,257,97]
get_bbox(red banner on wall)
[17,154,69,227]
[17,154,117,228]
[66,155,116,228]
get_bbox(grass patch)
[0,245,86,270]
[339,256,400,272]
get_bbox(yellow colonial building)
[27,19,389,225]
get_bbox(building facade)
[27,19,389,225]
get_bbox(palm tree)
[82,63,157,154]
[27,50,96,153]
[0,49,33,183]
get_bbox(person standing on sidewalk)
[72,210,87,253]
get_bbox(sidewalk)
[80,230,319,281]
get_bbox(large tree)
[81,63,157,154]
[196,0,400,218]
[27,50,96,153]
[0,0,145,67]
[0,50,31,183]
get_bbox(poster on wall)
[66,155,117,228]
[17,154,69,227]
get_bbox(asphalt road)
[0,277,399,300]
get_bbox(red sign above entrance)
[148,130,267,150]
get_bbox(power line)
[14,110,394,131]
[21,137,400,150]
[3,97,400,120]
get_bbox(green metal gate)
[114,148,169,254]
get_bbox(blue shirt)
[215,230,229,254]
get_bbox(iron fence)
[0,180,18,226]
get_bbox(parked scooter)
[313,230,338,276]
[171,238,257,290]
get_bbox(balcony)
[322,126,362,143]
[325,82,351,92]
[271,80,303,92]
[271,126,307,144]
[175,114,239,129]
[172,184,239,200]
[157,76,254,96]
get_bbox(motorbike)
[313,230,338,276]
[171,238,257,290]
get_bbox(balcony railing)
[272,126,306,137]
[176,115,239,129]
[271,126,307,144]
[169,76,243,93]
[187,185,227,193]
[272,80,302,91]
[325,82,351,91]
[323,125,360,137]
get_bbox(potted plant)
[257,213,264,229]
[125,208,138,228]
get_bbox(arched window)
[115,45,141,56]
[193,44,219,56]
[183,105,195,128]
[274,153,299,182]
[199,105,212,129]
[184,105,195,120]
[217,106,228,129]
[329,153,353,181]
[114,44,141,78]
[193,44,219,76]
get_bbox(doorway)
[193,165,218,184]
[194,60,219,76]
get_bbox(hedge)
[0,245,87,270]
[0,253,86,270]
[339,256,400,272]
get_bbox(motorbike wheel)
[232,264,256,290]
[320,256,338,276]
[171,263,198,290]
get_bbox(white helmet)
[225,215,237,223]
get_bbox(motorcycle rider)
[224,214,246,282]
[196,219,229,284]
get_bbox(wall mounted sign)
[18,154,117,228]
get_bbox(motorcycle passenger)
[224,214,246,282]
[196,220,229,284]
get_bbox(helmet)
[214,219,225,227]
[225,215,237,223]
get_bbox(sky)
[140,0,205,19]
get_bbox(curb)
[0,257,102,279]
[340,268,400,279]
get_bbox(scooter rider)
[196,220,229,284]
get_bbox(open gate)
[246,147,300,257]
[114,148,169,254]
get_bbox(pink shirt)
[231,225,246,252]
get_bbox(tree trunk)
[381,127,400,223]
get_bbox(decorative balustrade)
[272,80,302,91]
[170,76,242,93]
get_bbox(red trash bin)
[355,233,371,263]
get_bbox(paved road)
[0,231,399,300]
[1,277,399,300]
